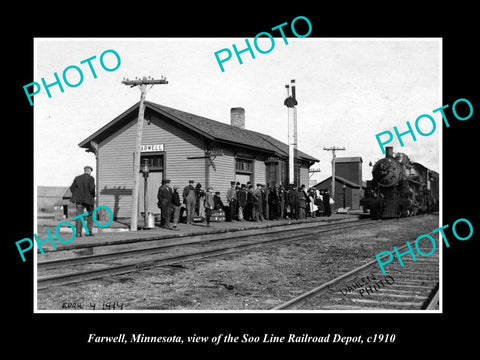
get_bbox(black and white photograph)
[33,37,441,313]
[8,7,478,354]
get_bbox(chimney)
[231,107,245,129]
[385,146,394,158]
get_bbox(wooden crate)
[210,209,225,222]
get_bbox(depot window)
[138,153,164,172]
[236,158,253,173]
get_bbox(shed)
[314,175,364,210]
[37,186,69,212]
[53,187,76,220]
[334,157,363,188]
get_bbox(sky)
[34,38,441,187]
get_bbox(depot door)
[139,171,163,215]
[137,153,164,215]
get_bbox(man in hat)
[213,191,225,210]
[278,184,286,219]
[226,181,237,221]
[246,184,255,221]
[204,187,214,227]
[70,166,96,236]
[195,183,205,218]
[262,183,270,220]
[157,179,173,229]
[253,183,265,221]
[183,180,196,224]
[322,188,332,217]
[287,185,298,220]
[271,184,279,220]
[237,184,247,221]
[298,184,307,219]
[171,185,182,229]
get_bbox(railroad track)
[37,218,359,270]
[272,239,440,311]
[37,218,374,290]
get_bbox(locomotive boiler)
[366,146,439,218]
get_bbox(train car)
[366,146,439,218]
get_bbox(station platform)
[35,212,364,254]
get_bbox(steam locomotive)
[365,146,439,218]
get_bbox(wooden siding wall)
[255,158,266,185]
[336,162,362,188]
[208,148,235,203]
[299,165,309,188]
[98,113,205,218]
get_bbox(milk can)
[147,212,155,228]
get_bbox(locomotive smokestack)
[385,146,394,158]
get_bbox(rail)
[37,220,373,290]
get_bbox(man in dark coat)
[182,180,196,224]
[226,181,237,221]
[213,191,225,210]
[157,179,173,229]
[287,185,298,220]
[262,183,270,220]
[253,184,265,221]
[278,184,286,219]
[237,184,248,221]
[171,185,182,229]
[70,165,96,236]
[322,189,332,217]
[298,185,307,219]
[269,184,278,220]
[245,185,256,221]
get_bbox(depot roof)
[78,101,319,163]
[314,175,365,189]
[335,157,363,163]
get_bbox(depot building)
[78,101,319,219]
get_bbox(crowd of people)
[156,179,334,229]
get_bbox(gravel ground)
[37,215,439,311]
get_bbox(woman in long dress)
[309,188,318,217]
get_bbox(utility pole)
[122,76,168,231]
[323,146,345,203]
[284,79,298,186]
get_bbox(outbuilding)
[314,176,365,211]
[78,101,319,220]
[53,187,76,220]
[314,156,364,210]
